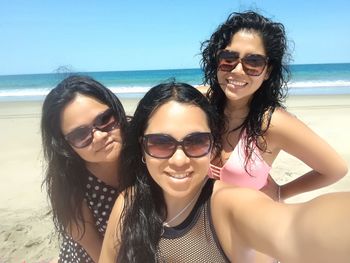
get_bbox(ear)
[264,66,272,80]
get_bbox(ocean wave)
[0,86,152,98]
[0,81,350,99]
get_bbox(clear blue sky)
[1,0,350,75]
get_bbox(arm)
[67,200,103,262]
[99,193,125,263]
[267,109,348,199]
[212,181,350,262]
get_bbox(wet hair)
[117,81,221,262]
[41,75,127,238]
[200,11,291,168]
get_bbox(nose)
[231,60,244,74]
[91,128,109,142]
[168,147,190,167]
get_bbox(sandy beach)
[0,93,349,262]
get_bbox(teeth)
[169,173,189,179]
[228,80,246,86]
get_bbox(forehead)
[61,94,109,133]
[145,101,210,139]
[227,30,266,54]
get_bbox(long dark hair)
[201,11,291,166]
[117,81,221,262]
[41,75,127,238]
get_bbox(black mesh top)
[156,179,230,262]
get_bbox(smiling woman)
[41,75,128,262]
[201,10,347,202]
[99,81,350,263]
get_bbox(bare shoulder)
[268,107,303,132]
[265,107,314,147]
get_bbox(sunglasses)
[217,50,268,76]
[64,108,118,148]
[142,132,212,159]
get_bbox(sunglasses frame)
[64,108,119,148]
[217,49,269,76]
[142,132,213,159]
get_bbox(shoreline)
[0,93,349,261]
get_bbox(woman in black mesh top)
[41,75,128,262]
[100,82,350,263]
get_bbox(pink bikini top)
[209,133,271,190]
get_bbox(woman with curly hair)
[201,11,347,200]
[41,75,128,262]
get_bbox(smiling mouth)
[227,79,247,87]
[167,173,191,179]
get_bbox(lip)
[226,78,248,89]
[96,140,116,152]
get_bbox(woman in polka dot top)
[41,75,128,262]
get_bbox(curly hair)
[117,81,221,262]
[200,10,291,168]
[41,75,128,239]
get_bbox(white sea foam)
[0,81,349,99]
[0,86,152,98]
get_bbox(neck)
[86,161,119,188]
[225,97,250,116]
[224,102,250,130]
[163,178,207,227]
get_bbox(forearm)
[280,170,344,200]
[283,192,350,263]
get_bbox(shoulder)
[265,107,310,147]
[269,107,301,131]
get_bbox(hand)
[260,175,281,201]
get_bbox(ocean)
[0,63,350,101]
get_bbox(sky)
[1,0,350,75]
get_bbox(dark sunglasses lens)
[144,135,175,158]
[218,50,239,61]
[244,54,266,67]
[218,63,235,72]
[66,128,92,148]
[183,133,212,157]
[95,110,116,129]
[217,51,239,72]
[242,55,267,76]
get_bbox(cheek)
[71,148,91,162]
[110,129,122,142]
[195,156,211,176]
[217,71,224,82]
[145,158,163,179]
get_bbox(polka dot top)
[58,174,119,263]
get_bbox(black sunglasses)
[217,50,268,76]
[64,108,118,148]
[142,132,212,159]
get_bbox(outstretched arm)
[267,109,348,200]
[212,181,350,263]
